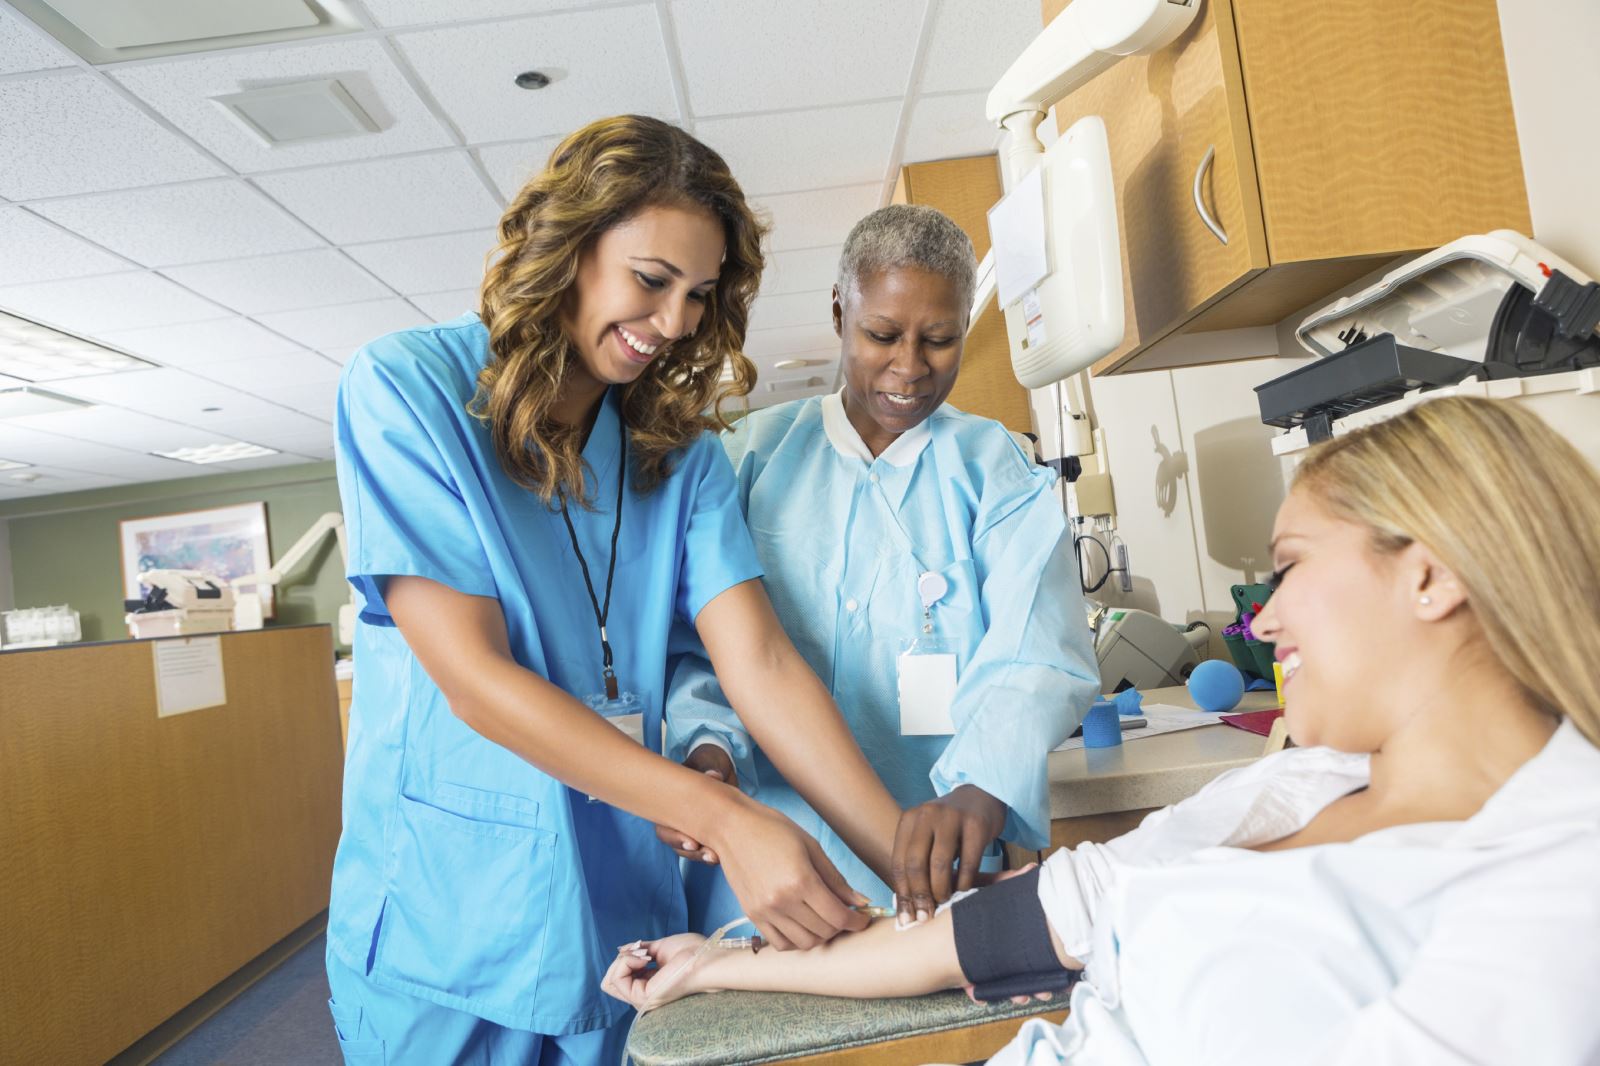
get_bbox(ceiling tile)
[742,322,840,359]
[697,102,899,197]
[750,290,833,331]
[672,0,921,114]
[0,72,223,200]
[902,92,999,164]
[0,9,71,76]
[409,289,478,323]
[212,410,333,448]
[475,138,561,200]
[29,180,322,267]
[255,151,501,243]
[753,184,880,252]
[51,366,243,408]
[251,379,340,419]
[763,245,842,296]
[208,450,324,471]
[4,404,228,454]
[0,207,131,286]
[98,317,305,368]
[363,0,582,28]
[190,350,344,392]
[110,38,454,172]
[344,230,497,295]
[161,249,392,314]
[921,0,1040,94]
[0,423,149,469]
[0,467,133,495]
[394,7,679,144]
[254,298,430,350]
[0,272,226,334]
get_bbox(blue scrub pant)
[327,948,632,1066]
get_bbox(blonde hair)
[1295,395,1600,746]
[474,115,762,504]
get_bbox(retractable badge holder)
[899,571,958,736]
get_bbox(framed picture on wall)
[120,502,274,618]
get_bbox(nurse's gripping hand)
[891,785,1008,927]
[654,744,738,863]
[603,934,708,1013]
[712,799,871,952]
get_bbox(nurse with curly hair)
[325,115,904,1065]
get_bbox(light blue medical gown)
[328,314,762,1034]
[665,394,1098,925]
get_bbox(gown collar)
[821,389,932,469]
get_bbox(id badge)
[583,689,646,745]
[898,635,957,736]
[583,690,646,803]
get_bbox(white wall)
[1042,0,1600,639]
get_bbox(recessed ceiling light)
[773,358,829,370]
[0,386,93,420]
[0,458,32,471]
[152,441,280,465]
[0,311,156,382]
[765,376,824,394]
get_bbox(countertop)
[1048,687,1281,819]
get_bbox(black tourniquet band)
[558,415,627,700]
[951,866,1076,1002]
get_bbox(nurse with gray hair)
[663,204,1098,930]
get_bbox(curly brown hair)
[473,114,762,505]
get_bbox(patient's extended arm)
[604,870,1083,1013]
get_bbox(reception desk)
[0,625,344,1065]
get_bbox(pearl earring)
[1420,595,1432,606]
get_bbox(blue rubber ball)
[1188,659,1245,713]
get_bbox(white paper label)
[152,636,227,718]
[898,651,957,735]
[1022,286,1048,349]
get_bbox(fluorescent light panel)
[0,458,33,471]
[0,387,93,419]
[0,311,156,381]
[152,441,280,465]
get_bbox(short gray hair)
[836,204,977,321]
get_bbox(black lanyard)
[558,414,626,700]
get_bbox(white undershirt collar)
[820,389,932,468]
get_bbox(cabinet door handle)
[1192,145,1229,246]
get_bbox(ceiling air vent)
[213,80,380,147]
[9,0,362,64]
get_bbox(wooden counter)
[0,625,345,1065]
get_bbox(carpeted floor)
[152,933,341,1066]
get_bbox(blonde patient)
[603,396,1600,1066]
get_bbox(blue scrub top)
[329,314,762,1033]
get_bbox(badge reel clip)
[899,571,958,736]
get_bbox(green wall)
[1,462,350,650]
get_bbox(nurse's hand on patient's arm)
[654,743,737,862]
[892,785,1007,926]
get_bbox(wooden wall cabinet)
[893,155,1035,433]
[1039,0,1531,374]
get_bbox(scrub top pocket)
[328,997,386,1065]
[374,785,558,1016]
